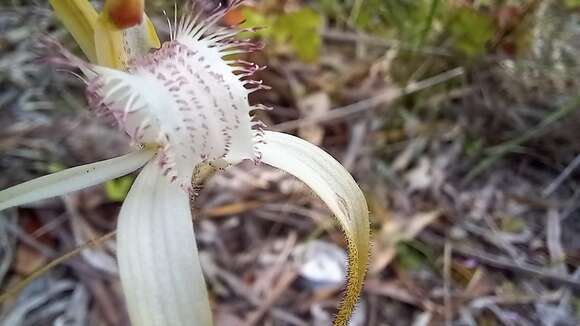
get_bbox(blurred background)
[2,0,580,325]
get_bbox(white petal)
[257,131,369,325]
[116,161,212,326]
[0,150,154,211]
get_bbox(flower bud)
[104,0,144,29]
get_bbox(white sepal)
[116,161,212,326]
[257,131,369,325]
[0,150,154,211]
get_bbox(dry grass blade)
[272,68,464,132]
[0,230,116,303]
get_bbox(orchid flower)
[0,0,370,325]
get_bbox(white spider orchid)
[0,1,370,325]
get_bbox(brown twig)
[243,269,299,326]
[422,233,580,291]
[443,242,453,326]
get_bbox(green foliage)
[272,9,322,62]
[243,8,322,62]
[242,0,504,65]
[351,0,390,32]
[316,0,502,59]
[105,175,134,202]
[464,136,484,159]
[317,0,345,20]
[346,0,447,44]
[465,95,580,182]
[46,162,66,173]
[396,242,428,271]
[499,216,526,233]
[242,7,274,38]
[448,7,496,57]
[564,0,580,9]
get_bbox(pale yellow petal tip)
[94,13,160,68]
[145,15,161,49]
[49,0,98,62]
[94,16,125,69]
[333,232,369,326]
[104,0,144,29]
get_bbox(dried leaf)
[297,92,331,145]
[370,210,440,273]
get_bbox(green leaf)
[241,7,273,39]
[317,0,346,19]
[449,8,495,57]
[105,175,134,202]
[396,242,427,271]
[418,0,441,48]
[272,8,322,62]
[47,162,67,173]
[241,7,322,62]
[564,0,580,9]
[352,0,446,41]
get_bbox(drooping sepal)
[257,131,370,326]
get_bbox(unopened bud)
[105,0,144,29]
